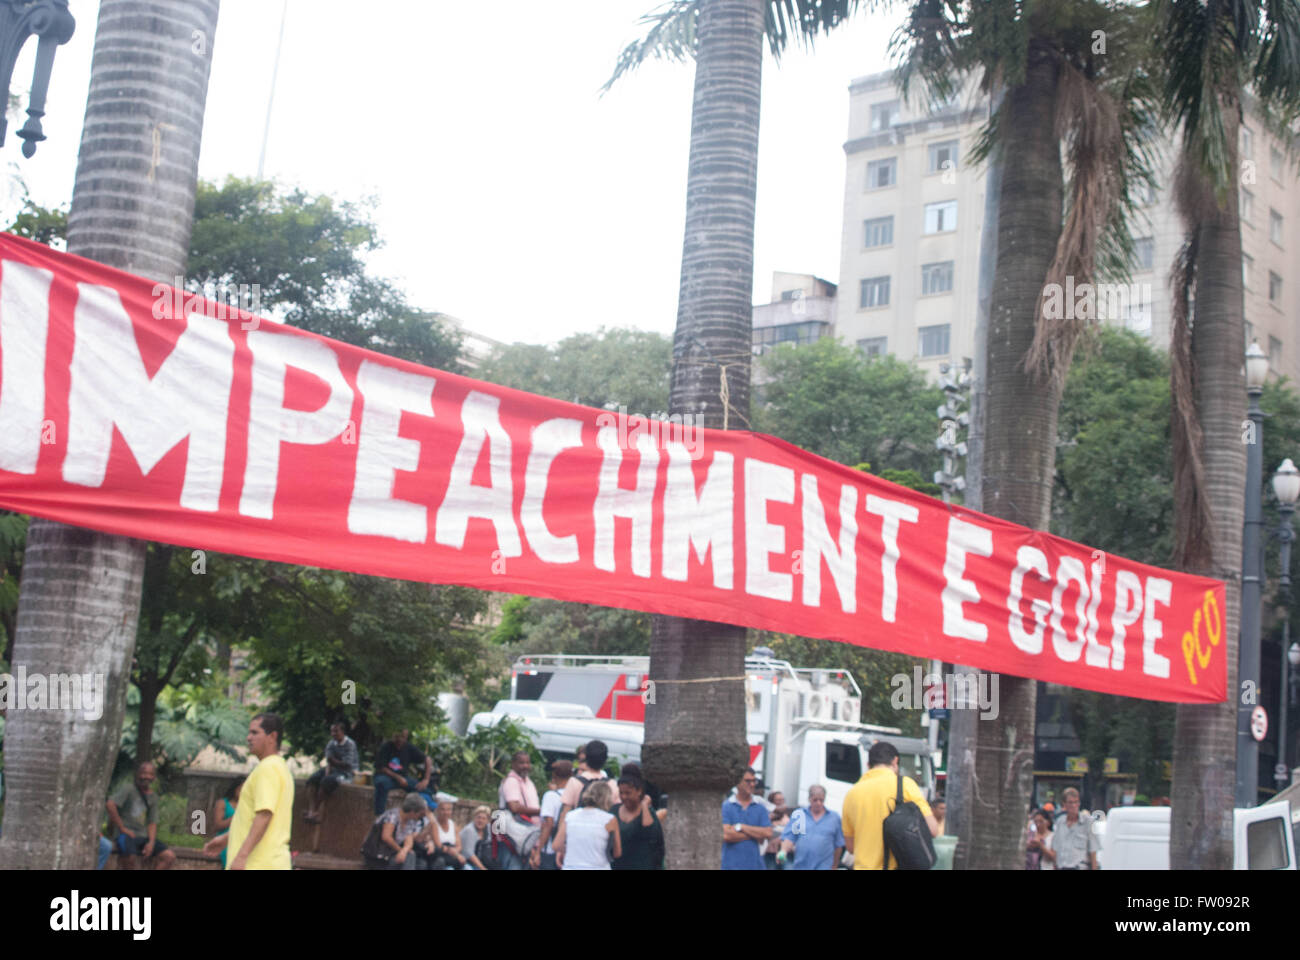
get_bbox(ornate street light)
[0,0,75,157]
[1273,458,1299,790]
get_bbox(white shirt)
[434,817,457,847]
[562,807,614,870]
[540,788,563,854]
[1037,831,1055,870]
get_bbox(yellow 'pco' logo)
[1182,590,1222,686]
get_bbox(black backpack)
[881,774,936,870]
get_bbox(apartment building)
[835,70,1300,384]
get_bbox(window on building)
[928,140,959,174]
[1270,335,1283,371]
[858,336,887,358]
[1270,208,1284,246]
[871,100,900,131]
[924,200,957,234]
[1271,146,1285,181]
[1245,321,1255,352]
[1241,125,1254,158]
[1243,253,1254,288]
[860,275,890,308]
[864,216,894,248]
[918,323,950,357]
[921,260,955,295]
[1270,270,1283,304]
[779,288,802,301]
[867,157,897,189]
[1134,236,1155,271]
[1241,189,1255,223]
[753,321,828,348]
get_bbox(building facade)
[834,70,1300,384]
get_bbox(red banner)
[0,234,1226,703]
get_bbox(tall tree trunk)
[956,44,1063,870]
[642,0,761,870]
[1170,105,1244,871]
[0,0,219,870]
[136,674,159,766]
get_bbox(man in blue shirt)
[779,784,845,870]
[721,767,772,870]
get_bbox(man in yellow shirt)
[204,713,294,870]
[841,741,939,870]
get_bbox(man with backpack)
[559,739,616,820]
[841,741,939,870]
[496,751,541,870]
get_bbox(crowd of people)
[1024,786,1102,870]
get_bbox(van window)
[826,743,861,783]
[1246,816,1291,870]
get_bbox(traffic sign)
[1250,705,1268,742]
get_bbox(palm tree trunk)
[642,0,762,870]
[1170,108,1244,871]
[0,0,219,870]
[956,42,1062,870]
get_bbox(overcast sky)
[6,1,906,346]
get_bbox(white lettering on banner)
[347,360,436,543]
[864,495,919,623]
[593,428,658,577]
[942,518,992,641]
[800,475,858,612]
[435,391,522,557]
[1111,571,1143,671]
[1143,577,1172,678]
[65,285,234,512]
[662,446,734,589]
[0,261,52,474]
[1050,556,1088,663]
[1007,545,1051,654]
[744,458,795,601]
[241,329,353,519]
[521,418,584,564]
[1083,557,1112,668]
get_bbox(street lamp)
[1275,459,1300,790]
[1238,342,1268,807]
[0,0,76,157]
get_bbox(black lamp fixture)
[0,0,75,158]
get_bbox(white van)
[466,700,644,765]
[1097,794,1296,870]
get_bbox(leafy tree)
[476,327,671,414]
[490,596,653,659]
[756,339,944,479]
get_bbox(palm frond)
[602,1,699,94]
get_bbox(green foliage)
[490,597,653,658]
[115,682,251,784]
[188,178,462,371]
[423,717,548,802]
[5,189,66,248]
[246,564,489,758]
[476,327,671,415]
[756,338,944,479]
[1054,327,1173,567]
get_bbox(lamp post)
[0,0,76,157]
[1237,341,1269,807]
[1274,459,1300,791]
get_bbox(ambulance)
[503,651,935,812]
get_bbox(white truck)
[501,652,934,813]
[1098,784,1297,870]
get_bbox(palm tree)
[0,0,221,870]
[618,0,1159,869]
[890,0,1160,869]
[1154,0,1300,870]
[610,0,876,868]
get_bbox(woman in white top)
[554,780,621,870]
[429,800,466,869]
